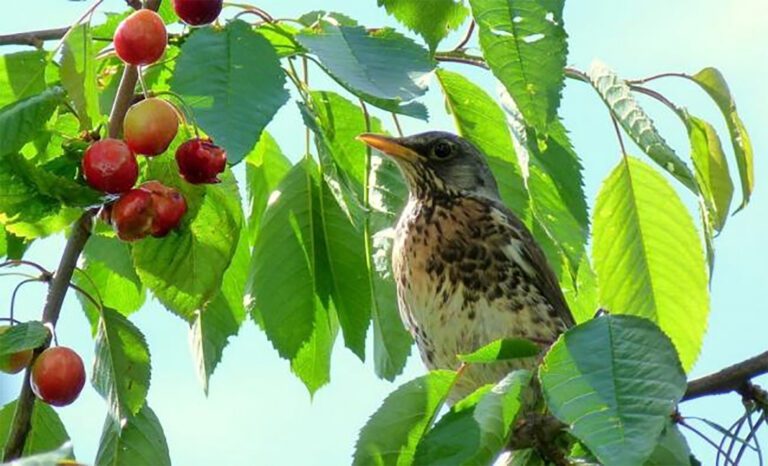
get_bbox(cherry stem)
[0,317,23,326]
[73,267,105,313]
[136,66,150,99]
[223,3,274,22]
[10,279,44,325]
[67,283,104,315]
[0,260,53,278]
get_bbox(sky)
[1,1,767,464]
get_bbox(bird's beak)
[356,133,421,163]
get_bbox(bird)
[357,131,575,401]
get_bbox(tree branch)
[0,27,69,47]
[684,350,768,401]
[2,212,94,461]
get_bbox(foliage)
[0,0,758,464]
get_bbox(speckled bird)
[358,131,575,401]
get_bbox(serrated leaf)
[190,226,248,394]
[645,422,692,466]
[0,50,55,107]
[93,308,151,421]
[297,10,359,27]
[245,132,292,246]
[74,235,145,331]
[0,400,70,458]
[684,113,733,232]
[0,321,48,356]
[0,87,64,158]
[5,152,101,207]
[563,255,599,324]
[354,370,456,466]
[691,67,753,211]
[61,22,100,130]
[379,0,468,52]
[592,157,709,370]
[588,61,697,191]
[95,404,170,466]
[255,23,303,58]
[132,152,242,321]
[436,69,528,216]
[171,20,289,164]
[296,24,434,119]
[539,315,687,466]
[458,338,539,363]
[290,298,338,395]
[469,0,567,133]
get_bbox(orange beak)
[356,133,421,163]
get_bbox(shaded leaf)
[61,23,100,130]
[0,87,64,157]
[592,157,708,370]
[645,422,692,466]
[245,132,292,246]
[354,370,456,466]
[95,404,170,466]
[171,20,289,164]
[379,0,469,52]
[540,315,687,466]
[296,24,434,119]
[469,0,567,132]
[458,338,539,363]
[0,400,70,458]
[93,308,151,421]
[691,67,753,211]
[0,321,48,356]
[588,61,697,191]
[5,152,101,208]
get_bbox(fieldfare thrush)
[359,131,575,401]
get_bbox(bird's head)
[357,131,500,200]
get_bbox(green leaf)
[368,155,412,380]
[354,370,456,466]
[469,0,567,133]
[74,235,146,331]
[378,0,469,52]
[255,23,303,58]
[539,315,687,466]
[297,11,359,27]
[190,227,248,394]
[0,400,70,457]
[458,338,539,363]
[5,152,101,207]
[691,67,753,211]
[133,153,243,321]
[61,22,100,130]
[296,24,435,119]
[563,255,599,324]
[0,87,64,157]
[171,20,289,164]
[588,61,697,191]
[92,308,151,421]
[592,157,709,370]
[0,321,48,356]
[645,422,692,466]
[435,69,529,216]
[95,404,171,466]
[290,298,338,395]
[684,113,733,231]
[245,132,292,246]
[0,50,55,107]
[247,159,322,359]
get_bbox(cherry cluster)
[86,1,226,242]
[0,1,227,410]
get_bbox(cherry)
[0,326,33,374]
[175,138,227,184]
[114,10,167,66]
[31,347,86,407]
[172,0,223,26]
[123,98,179,156]
[111,189,155,241]
[140,181,188,237]
[82,139,138,194]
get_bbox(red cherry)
[175,138,227,184]
[140,181,188,237]
[111,189,155,241]
[82,139,138,194]
[114,10,167,66]
[0,326,33,374]
[123,98,179,156]
[172,0,223,26]
[31,347,86,407]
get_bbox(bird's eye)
[432,141,453,159]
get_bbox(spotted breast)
[393,193,573,401]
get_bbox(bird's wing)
[489,200,576,328]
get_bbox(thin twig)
[0,27,69,47]
[626,71,692,85]
[610,116,628,157]
[0,260,52,278]
[391,113,404,137]
[684,350,768,401]
[680,419,737,466]
[450,20,475,52]
[629,84,683,116]
[9,279,44,324]
[67,283,103,315]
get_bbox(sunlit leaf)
[458,338,539,363]
[0,87,64,158]
[378,0,468,52]
[61,23,101,129]
[245,132,292,246]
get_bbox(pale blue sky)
[1,1,766,464]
